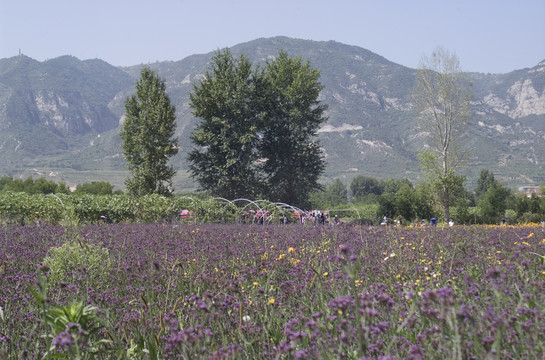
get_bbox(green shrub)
[517,211,543,224]
[44,239,112,288]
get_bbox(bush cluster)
[311,174,544,225]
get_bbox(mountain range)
[0,36,544,192]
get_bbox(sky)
[1,0,544,74]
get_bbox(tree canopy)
[350,175,383,198]
[257,51,328,207]
[188,50,260,199]
[188,49,327,208]
[0,176,70,194]
[120,67,178,197]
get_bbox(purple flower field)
[1,223,545,359]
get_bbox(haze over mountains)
[0,37,544,192]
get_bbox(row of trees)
[121,50,327,208]
[118,45,540,224]
[312,171,545,224]
[3,43,537,226]
[0,176,117,195]
[2,172,542,225]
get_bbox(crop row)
[0,192,305,226]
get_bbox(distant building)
[519,186,542,197]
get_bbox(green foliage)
[43,239,112,288]
[362,178,442,223]
[121,67,178,197]
[0,192,65,225]
[381,178,413,195]
[258,50,328,208]
[0,186,536,225]
[350,175,383,198]
[0,176,70,194]
[328,179,348,206]
[514,193,544,223]
[474,169,497,201]
[310,179,348,208]
[413,181,436,220]
[477,181,513,223]
[189,49,327,208]
[74,181,114,195]
[188,50,261,199]
[473,169,516,223]
[349,176,432,222]
[348,202,379,223]
[377,193,396,220]
[133,193,177,223]
[419,151,467,222]
[29,272,114,359]
[394,182,416,221]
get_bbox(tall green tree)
[120,67,178,196]
[394,182,416,221]
[350,175,383,198]
[258,51,328,208]
[414,181,435,220]
[413,47,472,222]
[478,183,512,223]
[189,50,328,207]
[474,169,497,201]
[188,50,260,199]
[324,179,348,207]
[381,178,413,195]
[308,179,348,209]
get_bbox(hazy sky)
[1,0,544,74]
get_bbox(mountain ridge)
[0,36,544,192]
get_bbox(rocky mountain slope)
[0,37,543,191]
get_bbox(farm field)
[1,223,545,359]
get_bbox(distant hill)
[0,36,544,192]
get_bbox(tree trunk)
[443,187,450,223]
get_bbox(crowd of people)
[288,210,342,225]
